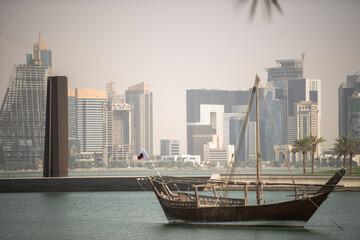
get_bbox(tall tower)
[295,101,320,157]
[266,57,321,146]
[74,89,106,152]
[295,101,319,139]
[125,82,153,155]
[338,73,360,137]
[0,36,52,168]
[266,58,303,145]
[348,91,360,140]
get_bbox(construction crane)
[96,60,115,82]
[0,32,32,49]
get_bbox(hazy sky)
[1,0,359,154]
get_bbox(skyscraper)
[348,92,360,140]
[287,78,321,144]
[125,82,153,155]
[295,101,320,139]
[0,36,52,168]
[338,73,360,137]
[259,88,281,161]
[186,89,250,124]
[266,58,304,145]
[74,88,106,152]
[68,89,76,139]
[266,57,321,146]
[293,101,321,158]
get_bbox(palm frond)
[234,0,283,21]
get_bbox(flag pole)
[141,147,162,177]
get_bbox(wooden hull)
[156,192,329,227]
[148,168,345,227]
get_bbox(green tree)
[348,138,360,174]
[292,137,310,174]
[308,135,326,174]
[334,136,351,169]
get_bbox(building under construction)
[103,82,134,166]
[0,35,52,168]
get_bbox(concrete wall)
[0,176,208,193]
[1,174,359,193]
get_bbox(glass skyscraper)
[338,74,360,137]
[125,82,153,155]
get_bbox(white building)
[295,101,321,157]
[162,154,201,166]
[203,135,234,167]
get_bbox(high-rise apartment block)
[295,101,320,140]
[0,36,52,167]
[160,139,180,156]
[69,88,106,152]
[338,74,360,138]
[125,82,153,155]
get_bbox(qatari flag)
[137,148,149,160]
[137,153,144,159]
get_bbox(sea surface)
[0,191,359,240]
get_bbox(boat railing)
[176,192,244,206]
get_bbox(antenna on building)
[353,70,360,75]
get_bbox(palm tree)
[235,0,283,21]
[348,138,360,174]
[292,137,310,174]
[308,135,326,174]
[333,136,351,169]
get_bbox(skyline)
[1,0,360,154]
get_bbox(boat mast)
[255,75,261,205]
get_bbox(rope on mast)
[223,81,257,198]
[258,81,298,186]
[308,196,344,231]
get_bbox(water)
[0,191,359,240]
[0,169,304,178]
